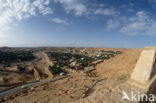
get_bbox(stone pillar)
[128,50,156,92]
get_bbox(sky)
[1,0,156,48]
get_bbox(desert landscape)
[0,47,146,103]
[1,0,156,103]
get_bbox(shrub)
[49,65,64,75]
[17,65,25,72]
[0,51,35,64]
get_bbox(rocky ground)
[0,48,142,103]
[70,49,142,103]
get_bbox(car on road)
[21,86,28,89]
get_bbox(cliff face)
[33,52,53,78]
[3,52,54,81]
[32,66,40,80]
[23,52,54,80]
[0,52,55,92]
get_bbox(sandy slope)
[96,49,142,78]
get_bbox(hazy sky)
[1,0,156,48]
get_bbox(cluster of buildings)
[47,48,121,75]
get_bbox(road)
[0,52,69,97]
[0,75,69,97]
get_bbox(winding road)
[0,75,69,97]
[0,52,69,97]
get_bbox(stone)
[128,50,156,92]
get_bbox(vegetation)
[48,52,95,70]
[86,70,97,77]
[117,75,129,81]
[48,50,122,71]
[17,65,25,72]
[0,51,35,64]
[100,50,122,54]
[49,65,64,75]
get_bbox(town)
[47,49,122,76]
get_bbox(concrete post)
[128,50,156,92]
